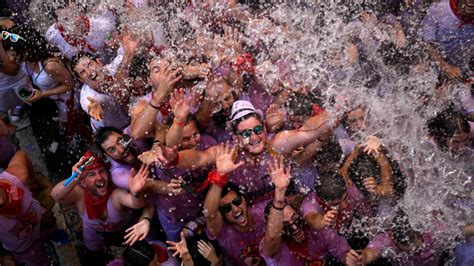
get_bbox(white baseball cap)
[229,100,257,122]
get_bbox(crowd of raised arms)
[0,0,472,265]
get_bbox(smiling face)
[180,121,201,150]
[80,166,110,198]
[101,131,136,164]
[219,191,249,228]
[282,206,305,243]
[236,116,267,155]
[346,108,366,135]
[74,56,107,89]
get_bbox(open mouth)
[95,180,106,190]
[234,210,246,223]
[120,150,129,159]
[90,72,98,81]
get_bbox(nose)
[231,204,240,214]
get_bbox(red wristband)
[207,170,228,188]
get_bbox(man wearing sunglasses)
[260,156,357,265]
[203,144,267,266]
[225,100,336,203]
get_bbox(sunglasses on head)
[1,31,24,43]
[219,196,243,213]
[238,125,264,138]
[283,215,304,235]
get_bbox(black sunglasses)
[283,215,304,235]
[219,197,243,213]
[238,125,264,138]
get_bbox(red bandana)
[314,195,352,231]
[84,185,114,220]
[57,16,97,52]
[152,244,169,263]
[0,181,24,216]
[450,0,474,27]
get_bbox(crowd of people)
[0,0,473,265]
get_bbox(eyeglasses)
[219,196,243,213]
[238,125,264,138]
[1,31,25,43]
[283,215,304,235]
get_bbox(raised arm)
[130,63,182,139]
[5,151,33,185]
[270,112,336,155]
[262,156,291,257]
[51,158,86,205]
[204,144,244,237]
[166,90,192,147]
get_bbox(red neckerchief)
[57,16,97,52]
[84,185,114,220]
[286,235,325,266]
[450,0,474,27]
[231,53,255,75]
[152,244,169,263]
[314,194,352,231]
[0,181,24,216]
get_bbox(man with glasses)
[225,100,336,203]
[203,144,267,266]
[260,156,357,265]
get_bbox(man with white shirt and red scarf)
[51,150,148,262]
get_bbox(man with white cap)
[223,99,335,203]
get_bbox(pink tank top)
[0,171,45,253]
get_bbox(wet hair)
[390,208,420,246]
[220,182,245,199]
[129,52,152,80]
[314,171,347,202]
[231,113,263,133]
[0,2,12,18]
[314,137,343,168]
[347,150,380,196]
[15,25,59,62]
[70,51,98,76]
[285,91,323,118]
[123,240,155,266]
[94,126,123,153]
[427,105,470,150]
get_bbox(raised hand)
[138,145,178,166]
[197,240,219,265]
[363,135,382,157]
[86,96,104,121]
[170,89,192,122]
[128,164,149,194]
[149,60,183,99]
[166,232,193,261]
[322,210,337,228]
[124,218,150,246]
[363,177,377,195]
[71,156,88,179]
[268,155,291,192]
[215,143,244,175]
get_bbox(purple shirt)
[206,201,267,266]
[229,152,275,204]
[301,186,373,233]
[260,227,350,266]
[422,0,474,69]
[154,134,217,223]
[367,232,439,265]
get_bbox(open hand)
[166,232,193,261]
[322,210,337,227]
[215,143,244,175]
[86,96,104,121]
[268,155,291,192]
[170,89,192,122]
[128,164,149,194]
[363,135,382,156]
[197,240,219,264]
[124,218,150,245]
